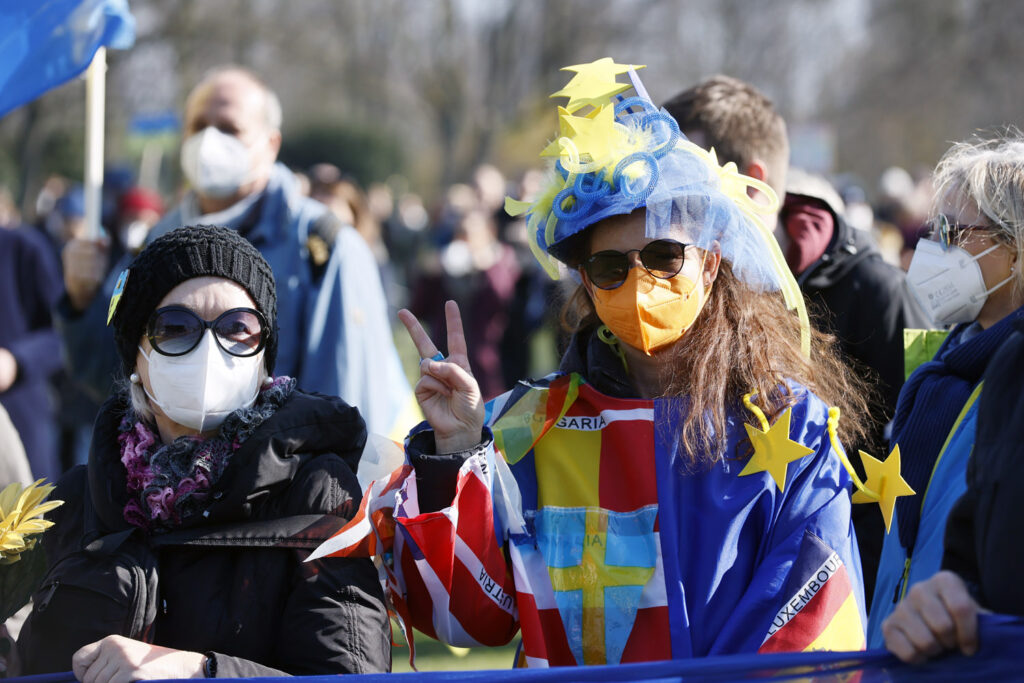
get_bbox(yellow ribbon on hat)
[676,139,811,358]
[505,194,561,279]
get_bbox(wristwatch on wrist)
[203,651,217,677]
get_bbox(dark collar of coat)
[87,389,366,536]
[558,324,638,399]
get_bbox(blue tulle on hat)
[504,58,810,353]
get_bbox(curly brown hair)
[562,246,874,468]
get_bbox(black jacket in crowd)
[789,194,929,423]
[17,390,391,676]
[942,321,1024,615]
[784,193,930,608]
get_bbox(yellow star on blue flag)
[739,408,814,492]
[852,445,915,533]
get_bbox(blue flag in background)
[0,0,135,118]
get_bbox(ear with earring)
[262,376,274,387]
[130,372,140,384]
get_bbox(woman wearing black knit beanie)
[17,225,390,677]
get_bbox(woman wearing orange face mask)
[313,60,875,666]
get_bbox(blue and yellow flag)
[0,0,135,118]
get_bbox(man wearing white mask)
[175,68,283,219]
[58,67,413,439]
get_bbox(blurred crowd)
[0,150,940,483]
[5,59,1024,677]
[0,174,165,482]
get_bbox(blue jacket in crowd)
[0,225,63,481]
[866,311,1023,646]
[56,164,413,438]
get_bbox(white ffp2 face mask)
[180,127,253,199]
[906,239,1013,326]
[138,331,263,433]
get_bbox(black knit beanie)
[109,225,278,375]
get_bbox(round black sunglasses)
[146,306,267,358]
[582,239,690,290]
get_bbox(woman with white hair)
[868,134,1024,650]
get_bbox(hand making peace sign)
[397,301,485,454]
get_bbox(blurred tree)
[833,0,1024,195]
[40,130,86,183]
[3,0,1024,211]
[279,123,403,187]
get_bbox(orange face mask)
[590,256,710,355]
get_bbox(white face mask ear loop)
[967,243,1003,264]
[140,382,163,410]
[968,243,1016,299]
[701,242,723,291]
[671,248,715,327]
[135,345,162,410]
[979,269,1016,300]
[136,358,166,412]
[698,247,710,289]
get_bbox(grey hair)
[119,375,155,424]
[192,65,282,131]
[932,132,1024,296]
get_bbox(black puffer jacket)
[17,390,391,676]
[942,322,1024,615]
[784,193,930,609]
[789,194,929,423]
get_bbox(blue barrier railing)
[14,614,1022,682]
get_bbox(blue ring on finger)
[429,352,445,362]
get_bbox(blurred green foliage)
[392,626,518,673]
[0,149,20,198]
[279,122,403,187]
[41,129,85,182]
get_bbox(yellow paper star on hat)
[541,106,598,158]
[550,58,645,113]
[551,75,630,114]
[560,104,619,163]
[561,57,645,82]
[851,445,915,534]
[738,407,815,492]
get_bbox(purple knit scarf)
[119,376,296,531]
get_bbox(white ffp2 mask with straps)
[906,239,1013,326]
[138,330,263,433]
[180,126,254,199]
